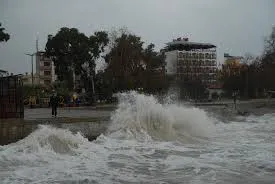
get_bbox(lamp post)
[25,53,35,86]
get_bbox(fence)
[0,75,24,119]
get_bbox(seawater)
[0,92,274,184]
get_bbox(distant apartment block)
[35,51,81,90]
[0,69,8,77]
[223,53,243,69]
[164,38,217,87]
[36,51,57,86]
[21,73,40,85]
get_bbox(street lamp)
[25,53,35,86]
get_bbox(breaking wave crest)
[108,91,215,142]
[2,125,89,156]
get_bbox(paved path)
[24,99,275,120]
[24,107,112,121]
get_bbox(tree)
[220,56,245,97]
[219,27,275,98]
[143,43,168,93]
[45,27,109,91]
[104,29,168,94]
[52,81,70,97]
[0,23,10,42]
[262,26,275,90]
[220,54,266,98]
[264,27,275,55]
[94,70,113,102]
[105,31,145,91]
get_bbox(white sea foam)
[0,92,274,183]
[108,91,215,142]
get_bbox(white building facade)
[164,38,217,87]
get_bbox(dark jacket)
[50,95,59,107]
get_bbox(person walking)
[50,92,59,117]
[232,91,237,110]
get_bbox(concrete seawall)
[0,118,111,145]
[0,108,112,145]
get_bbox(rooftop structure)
[164,37,216,52]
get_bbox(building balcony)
[40,66,52,70]
[40,75,52,80]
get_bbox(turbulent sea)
[0,92,274,184]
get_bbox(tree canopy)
[264,27,275,55]
[105,32,144,90]
[45,27,109,91]
[219,27,275,98]
[0,23,10,42]
[104,30,167,93]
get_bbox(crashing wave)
[108,91,215,142]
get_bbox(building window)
[183,53,187,59]
[44,71,51,76]
[44,80,51,85]
[211,60,215,66]
[179,67,183,73]
[212,53,216,59]
[44,62,50,66]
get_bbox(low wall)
[0,118,110,145]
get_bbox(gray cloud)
[0,0,274,74]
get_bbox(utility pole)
[246,66,249,98]
[36,36,39,53]
[25,53,35,86]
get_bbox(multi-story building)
[35,51,83,90]
[21,73,40,85]
[164,38,217,87]
[222,53,243,75]
[36,51,57,86]
[0,69,8,77]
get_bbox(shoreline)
[1,99,275,145]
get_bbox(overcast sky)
[0,0,274,74]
